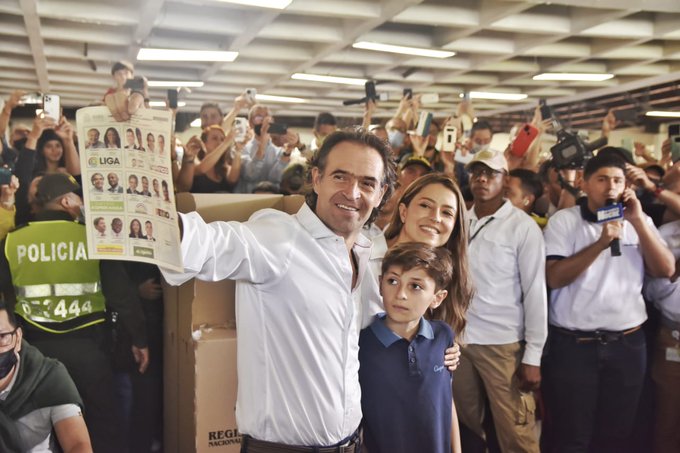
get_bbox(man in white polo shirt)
[453,149,547,452]
[543,150,674,452]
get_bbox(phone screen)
[167,89,178,109]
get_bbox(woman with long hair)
[189,125,242,193]
[104,127,121,148]
[382,173,473,336]
[129,218,144,239]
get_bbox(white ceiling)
[1,0,680,120]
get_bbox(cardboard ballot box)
[163,193,305,453]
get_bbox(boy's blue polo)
[359,313,454,453]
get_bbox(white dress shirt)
[160,203,378,446]
[465,201,548,366]
[544,204,656,330]
[644,219,680,323]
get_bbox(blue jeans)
[543,327,647,453]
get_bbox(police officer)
[0,173,149,453]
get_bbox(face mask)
[388,130,405,149]
[0,345,17,380]
[470,142,490,154]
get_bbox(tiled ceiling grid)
[1,0,680,122]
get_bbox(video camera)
[549,107,608,169]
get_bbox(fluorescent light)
[291,73,367,86]
[461,91,528,101]
[353,41,455,59]
[646,111,680,118]
[147,81,204,88]
[214,0,291,9]
[148,101,186,107]
[533,73,614,81]
[137,48,238,62]
[190,118,201,128]
[256,94,306,103]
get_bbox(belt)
[551,325,641,344]
[241,430,359,453]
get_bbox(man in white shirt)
[160,130,395,451]
[453,149,546,453]
[643,219,680,453]
[544,151,674,452]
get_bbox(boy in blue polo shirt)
[359,242,460,453]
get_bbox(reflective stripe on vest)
[5,220,106,333]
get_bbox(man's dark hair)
[509,168,544,200]
[305,129,396,226]
[470,120,492,136]
[0,300,18,329]
[584,148,626,179]
[538,159,555,184]
[200,102,224,118]
[381,242,453,292]
[314,112,337,130]
[111,60,134,75]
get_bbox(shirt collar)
[295,203,372,250]
[369,313,434,347]
[578,197,599,223]
[369,232,388,261]
[468,199,512,221]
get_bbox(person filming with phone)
[542,150,675,452]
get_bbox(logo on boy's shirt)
[433,365,445,373]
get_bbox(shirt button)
[408,346,414,352]
[409,358,416,364]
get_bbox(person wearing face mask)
[456,121,493,166]
[0,300,91,453]
[0,173,149,453]
[385,117,409,161]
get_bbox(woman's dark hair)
[33,129,66,176]
[104,127,121,148]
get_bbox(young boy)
[359,242,461,453]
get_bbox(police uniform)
[0,209,147,453]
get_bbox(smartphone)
[268,122,288,135]
[672,137,680,163]
[167,89,178,109]
[539,99,552,120]
[0,168,11,186]
[416,111,433,137]
[441,125,457,152]
[245,88,257,104]
[669,123,680,138]
[234,117,248,142]
[510,123,539,158]
[124,76,145,92]
[614,108,637,122]
[403,88,412,100]
[365,81,376,101]
[20,92,42,104]
[420,93,439,104]
[42,94,60,120]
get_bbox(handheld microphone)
[606,198,621,257]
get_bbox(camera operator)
[543,150,674,452]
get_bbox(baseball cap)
[36,173,81,205]
[465,149,508,173]
[399,156,433,173]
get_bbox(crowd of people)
[0,60,678,453]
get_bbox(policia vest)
[4,220,106,333]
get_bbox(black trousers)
[542,327,647,453]
[29,327,123,453]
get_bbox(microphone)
[606,198,621,257]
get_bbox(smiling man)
[454,149,546,453]
[160,130,395,452]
